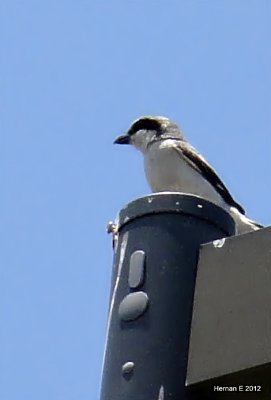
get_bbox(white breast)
[143,139,226,207]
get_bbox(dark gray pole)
[100,193,235,400]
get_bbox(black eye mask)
[128,118,162,136]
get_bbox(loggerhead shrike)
[114,115,262,235]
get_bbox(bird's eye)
[129,118,161,135]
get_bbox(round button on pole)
[119,291,149,321]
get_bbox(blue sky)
[1,1,270,399]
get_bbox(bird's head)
[114,115,183,153]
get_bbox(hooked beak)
[113,133,131,145]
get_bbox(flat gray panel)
[187,226,271,391]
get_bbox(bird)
[114,115,263,235]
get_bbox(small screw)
[106,221,116,234]
[122,361,135,378]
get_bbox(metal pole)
[101,193,235,400]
